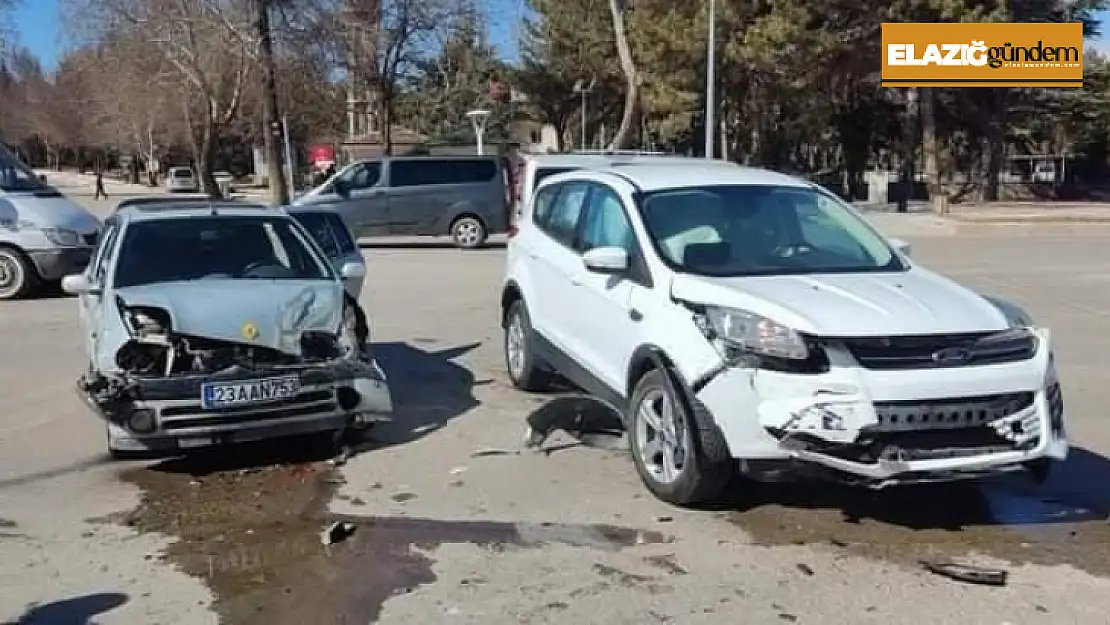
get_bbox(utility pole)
[704,0,716,159]
[256,0,289,206]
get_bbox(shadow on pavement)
[4,592,129,625]
[716,446,1110,530]
[364,341,482,448]
[358,239,507,250]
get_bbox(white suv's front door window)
[570,182,646,393]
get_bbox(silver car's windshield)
[0,144,48,193]
[113,216,332,288]
[638,184,904,277]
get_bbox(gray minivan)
[0,145,101,300]
[292,155,511,249]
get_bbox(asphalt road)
[3,172,1110,623]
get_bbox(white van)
[0,145,102,300]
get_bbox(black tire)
[504,299,553,392]
[0,245,36,300]
[451,215,487,249]
[628,368,733,506]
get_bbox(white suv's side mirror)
[340,261,365,280]
[582,247,629,274]
[62,273,99,295]
[889,237,911,257]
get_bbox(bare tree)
[605,0,637,150]
[76,0,253,197]
[333,0,448,154]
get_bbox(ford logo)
[932,347,972,365]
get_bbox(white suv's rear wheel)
[504,299,552,391]
[630,368,732,505]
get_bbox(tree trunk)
[382,88,394,156]
[921,87,947,214]
[606,0,637,150]
[256,0,289,206]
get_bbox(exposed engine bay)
[78,290,392,445]
[111,294,365,377]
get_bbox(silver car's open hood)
[113,279,344,354]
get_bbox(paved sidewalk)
[35,169,268,201]
[855,199,1110,224]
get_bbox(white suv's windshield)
[638,184,903,277]
[113,216,332,288]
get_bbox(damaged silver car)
[62,200,393,457]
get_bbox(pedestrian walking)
[94,167,108,200]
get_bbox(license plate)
[200,375,301,410]
[178,436,214,449]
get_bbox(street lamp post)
[466,109,491,156]
[572,77,595,150]
[705,0,716,160]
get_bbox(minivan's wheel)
[629,368,732,506]
[451,216,487,249]
[504,299,552,391]
[0,246,34,300]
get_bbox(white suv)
[500,163,1065,505]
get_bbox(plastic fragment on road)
[920,560,1008,586]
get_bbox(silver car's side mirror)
[889,237,911,257]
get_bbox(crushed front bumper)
[694,327,1066,486]
[81,358,393,453]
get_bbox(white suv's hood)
[670,268,1009,337]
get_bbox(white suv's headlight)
[694,306,809,360]
[42,227,82,247]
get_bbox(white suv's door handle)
[570,277,581,286]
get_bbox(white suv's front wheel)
[630,368,732,506]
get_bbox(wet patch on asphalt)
[105,438,672,625]
[722,461,1110,578]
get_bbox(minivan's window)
[639,185,902,277]
[0,144,48,193]
[172,168,192,178]
[113,217,331,288]
[390,159,497,187]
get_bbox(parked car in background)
[501,162,1064,506]
[62,199,392,457]
[213,171,235,192]
[166,167,199,192]
[284,205,365,298]
[0,144,101,300]
[292,155,511,249]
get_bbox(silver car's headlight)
[693,306,809,360]
[42,227,82,246]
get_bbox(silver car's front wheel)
[0,247,33,300]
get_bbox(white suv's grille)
[840,332,1036,370]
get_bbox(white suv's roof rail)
[566,149,673,156]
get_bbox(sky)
[8,0,527,72]
[8,3,1110,73]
